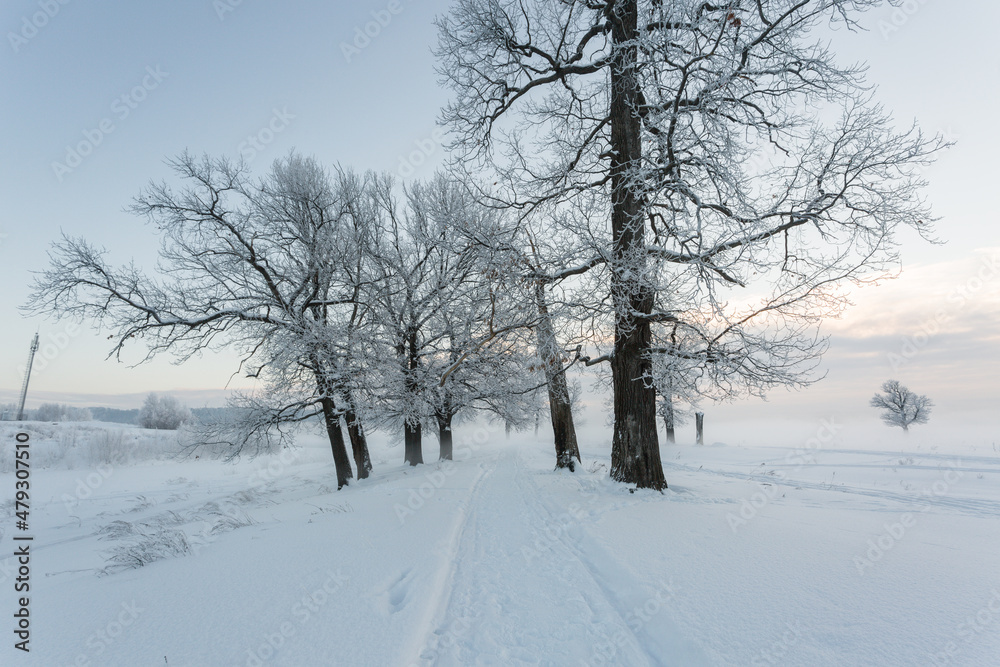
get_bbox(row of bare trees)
[25,155,567,487]
[26,0,943,490]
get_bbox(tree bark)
[405,420,423,465]
[534,283,581,471]
[343,405,372,479]
[403,325,423,466]
[312,356,354,488]
[695,412,704,446]
[320,396,353,489]
[437,412,454,461]
[608,0,666,490]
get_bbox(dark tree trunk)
[608,0,666,490]
[312,357,354,488]
[320,396,353,489]
[695,412,704,446]
[403,325,423,466]
[436,412,454,461]
[405,420,423,466]
[550,396,580,471]
[343,405,372,479]
[534,284,581,471]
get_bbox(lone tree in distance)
[870,380,932,432]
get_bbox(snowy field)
[1,420,998,666]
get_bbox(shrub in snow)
[86,428,131,464]
[138,393,192,430]
[202,503,255,534]
[33,403,92,422]
[97,498,256,575]
[34,403,63,421]
[102,527,191,573]
[870,380,932,432]
[98,520,139,541]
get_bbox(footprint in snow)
[381,567,415,614]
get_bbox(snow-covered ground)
[1,420,998,666]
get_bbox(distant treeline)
[0,402,236,425]
[1,402,92,422]
[90,406,231,425]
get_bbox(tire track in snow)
[514,454,712,667]
[792,448,1000,466]
[407,447,710,666]
[397,456,497,666]
[662,461,1000,518]
[406,449,631,665]
[513,458,657,666]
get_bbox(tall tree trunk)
[436,412,454,461]
[405,420,423,465]
[608,0,666,490]
[403,325,423,465]
[343,405,372,479]
[312,358,354,489]
[320,396,353,489]
[534,283,581,471]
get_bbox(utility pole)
[16,333,39,421]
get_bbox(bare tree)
[652,354,698,445]
[532,281,582,469]
[25,152,374,488]
[870,380,932,432]
[442,199,588,470]
[365,173,539,463]
[362,173,471,465]
[430,313,539,461]
[437,0,944,489]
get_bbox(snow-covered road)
[2,423,999,666]
[402,449,708,666]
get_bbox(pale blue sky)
[2,1,998,428]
